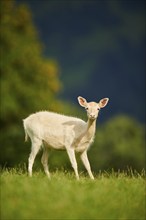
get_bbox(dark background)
[17,0,146,123]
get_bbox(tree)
[0,0,62,166]
[90,115,145,172]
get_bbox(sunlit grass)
[1,167,145,220]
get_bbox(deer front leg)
[80,151,94,180]
[66,148,79,180]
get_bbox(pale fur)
[23,96,109,179]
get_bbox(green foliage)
[90,115,145,172]
[0,0,62,166]
[0,0,61,118]
[1,169,145,220]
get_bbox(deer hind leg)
[41,145,50,179]
[28,138,42,177]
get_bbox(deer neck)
[85,118,96,139]
[74,118,97,148]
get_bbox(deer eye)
[97,108,100,111]
[85,107,88,110]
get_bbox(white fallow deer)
[23,96,109,180]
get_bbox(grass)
[0,168,145,220]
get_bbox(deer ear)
[78,96,87,107]
[99,98,109,108]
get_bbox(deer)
[23,96,109,180]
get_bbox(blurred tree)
[90,115,145,172]
[0,0,62,166]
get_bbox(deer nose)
[89,113,96,119]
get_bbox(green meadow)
[1,168,145,220]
